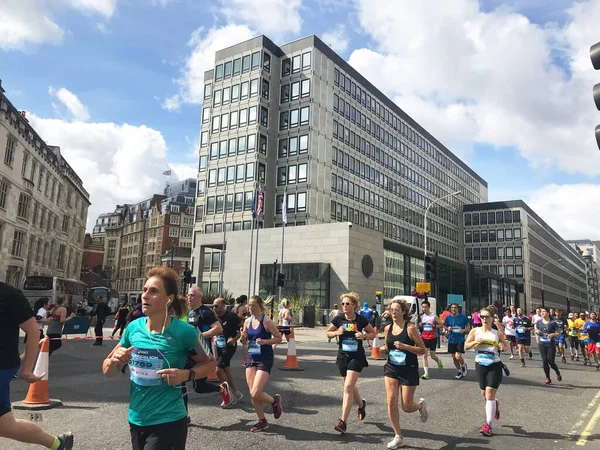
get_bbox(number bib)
[539,335,551,344]
[452,326,462,334]
[216,335,227,349]
[569,330,578,336]
[341,338,359,352]
[516,326,525,334]
[389,350,407,366]
[248,342,261,355]
[129,348,165,387]
[423,323,433,332]
[475,351,495,366]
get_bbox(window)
[489,229,496,242]
[262,79,269,99]
[204,84,211,100]
[282,58,290,76]
[247,134,256,153]
[236,164,245,182]
[248,106,257,124]
[210,143,218,160]
[0,180,9,208]
[277,167,286,185]
[291,82,300,100]
[299,135,308,154]
[496,211,503,224]
[230,111,238,129]
[297,192,306,212]
[473,248,481,260]
[226,194,233,212]
[217,167,226,185]
[302,51,311,69]
[214,89,221,106]
[279,111,289,130]
[515,246,522,259]
[21,153,29,177]
[472,213,479,226]
[219,140,227,158]
[221,113,229,130]
[489,247,497,260]
[224,61,232,78]
[216,195,224,213]
[17,193,30,219]
[263,52,271,72]
[241,81,249,99]
[513,210,520,223]
[259,134,267,154]
[250,79,259,97]
[464,213,471,226]
[301,79,310,97]
[281,84,290,103]
[215,64,223,81]
[515,265,523,277]
[251,51,260,69]
[202,107,210,124]
[287,193,296,212]
[258,163,266,183]
[211,252,221,271]
[226,166,235,184]
[506,247,513,259]
[466,248,472,261]
[288,165,297,184]
[473,230,480,243]
[298,163,307,182]
[505,228,513,240]
[506,265,514,277]
[260,106,268,127]
[278,139,288,158]
[11,230,24,257]
[289,136,298,156]
[488,212,495,225]
[238,135,246,154]
[300,106,309,125]
[5,136,15,167]
[234,193,243,212]
[497,229,504,241]
[212,116,220,132]
[246,162,254,181]
[222,86,230,104]
[242,55,250,73]
[231,84,239,101]
[208,169,216,187]
[244,191,253,210]
[514,228,521,239]
[292,55,301,73]
[233,58,241,75]
[290,109,299,127]
[465,231,472,243]
[197,180,205,196]
[239,109,248,126]
[480,212,488,225]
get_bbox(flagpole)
[219,185,228,296]
[247,200,255,297]
[252,186,263,295]
[278,189,287,306]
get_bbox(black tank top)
[386,323,418,368]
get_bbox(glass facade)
[259,262,330,308]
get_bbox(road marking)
[565,390,600,444]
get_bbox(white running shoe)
[462,364,468,377]
[387,435,404,449]
[509,355,514,360]
[234,391,244,403]
[418,398,428,423]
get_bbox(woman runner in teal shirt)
[102,267,215,450]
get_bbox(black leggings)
[130,416,187,450]
[47,334,62,356]
[538,344,560,378]
[112,322,126,337]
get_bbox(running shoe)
[576,356,580,362]
[455,371,465,380]
[437,361,444,371]
[387,435,403,449]
[571,355,575,361]
[234,391,244,403]
[219,382,231,407]
[495,400,500,421]
[509,355,514,360]
[480,422,492,437]
[544,378,552,385]
[502,364,510,376]
[561,356,567,363]
[57,433,74,450]
[272,394,283,419]
[334,419,347,434]
[557,373,562,382]
[418,398,428,423]
[596,365,599,371]
[421,373,430,380]
[529,350,533,359]
[521,362,526,368]
[462,364,468,377]
[250,419,268,432]
[358,398,367,420]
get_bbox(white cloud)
[49,87,90,121]
[63,0,118,18]
[163,24,255,111]
[348,0,600,175]
[0,0,64,51]
[527,184,600,240]
[322,24,348,53]
[219,0,302,42]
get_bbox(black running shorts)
[216,345,237,369]
[422,338,437,352]
[475,362,503,390]
[130,416,187,450]
[336,351,368,377]
[383,363,420,386]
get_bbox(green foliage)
[202,290,235,305]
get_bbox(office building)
[567,239,600,308]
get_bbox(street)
[4,325,600,450]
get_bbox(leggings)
[538,344,560,378]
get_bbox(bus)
[87,286,120,313]
[22,276,89,316]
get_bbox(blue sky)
[1,0,600,237]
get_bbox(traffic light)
[277,272,285,287]
[183,269,192,284]
[591,41,600,149]
[424,253,436,282]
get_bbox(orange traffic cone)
[207,337,218,380]
[369,328,385,360]
[279,328,304,371]
[13,336,62,410]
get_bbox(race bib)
[389,350,406,366]
[129,348,165,387]
[516,326,525,334]
[248,342,261,355]
[341,338,359,352]
[569,329,578,336]
[423,323,433,332]
[539,335,551,344]
[475,351,495,366]
[216,335,227,349]
[452,326,462,334]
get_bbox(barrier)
[279,327,304,371]
[13,337,63,411]
[369,328,386,360]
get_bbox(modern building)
[0,80,90,286]
[463,201,588,313]
[100,180,196,300]
[567,240,600,308]
[192,35,489,308]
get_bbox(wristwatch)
[188,368,196,382]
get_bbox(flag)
[256,188,264,216]
[163,170,172,176]
[282,194,287,224]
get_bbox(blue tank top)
[247,314,273,359]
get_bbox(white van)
[390,295,437,323]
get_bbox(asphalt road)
[3,326,600,450]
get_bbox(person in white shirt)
[32,297,50,341]
[502,312,517,359]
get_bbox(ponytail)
[172,294,190,320]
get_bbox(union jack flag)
[256,188,264,216]
[163,170,172,176]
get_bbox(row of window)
[277,135,309,158]
[210,78,269,109]
[477,264,524,278]
[333,66,479,192]
[465,228,523,243]
[279,107,310,129]
[466,246,523,261]
[213,51,265,83]
[204,134,267,162]
[205,221,255,234]
[206,162,266,188]
[207,105,269,133]
[280,79,310,103]
[282,52,311,77]
[275,192,307,213]
[277,164,308,185]
[464,211,521,226]
[9,229,74,274]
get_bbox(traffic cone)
[279,328,304,371]
[369,328,385,360]
[207,337,218,380]
[13,336,62,410]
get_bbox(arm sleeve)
[331,316,340,327]
[203,310,218,325]
[185,325,200,352]
[13,289,34,326]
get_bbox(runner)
[535,307,563,385]
[583,312,600,371]
[553,310,569,363]
[531,308,542,327]
[444,303,470,379]
[465,305,507,437]
[326,292,376,434]
[241,295,283,432]
[419,300,443,380]
[0,282,74,450]
[382,298,428,449]
[46,296,76,357]
[103,266,216,450]
[502,310,516,359]
[576,313,590,366]
[358,302,375,348]
[513,308,533,367]
[567,313,580,361]
[212,297,244,406]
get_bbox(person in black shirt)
[212,297,243,406]
[91,296,111,346]
[0,282,73,449]
[111,302,130,339]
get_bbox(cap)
[568,313,574,318]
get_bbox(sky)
[1,0,600,239]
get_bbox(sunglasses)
[211,305,220,308]
[341,302,352,306]
[480,315,491,319]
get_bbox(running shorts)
[383,363,419,386]
[516,338,531,346]
[588,343,599,354]
[557,335,566,346]
[0,366,19,417]
[580,340,589,351]
[216,345,237,369]
[475,361,503,390]
[130,416,187,450]
[448,342,465,354]
[568,336,580,349]
[244,356,274,374]
[505,335,516,344]
[422,338,437,352]
[336,351,368,377]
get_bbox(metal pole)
[278,220,285,306]
[247,216,255,297]
[219,185,228,296]
[253,218,260,294]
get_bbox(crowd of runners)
[2,265,600,450]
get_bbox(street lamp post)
[541,258,562,308]
[424,191,461,261]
